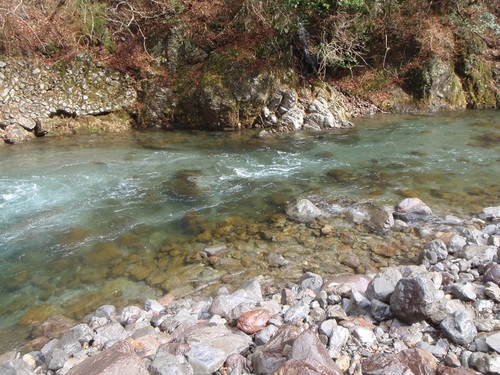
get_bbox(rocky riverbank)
[1,198,499,375]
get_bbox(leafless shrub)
[312,12,368,77]
[416,17,455,60]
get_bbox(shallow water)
[0,110,499,353]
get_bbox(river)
[0,110,499,353]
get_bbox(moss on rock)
[457,55,497,109]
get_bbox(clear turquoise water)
[0,110,499,352]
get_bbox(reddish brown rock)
[362,348,437,375]
[38,315,78,339]
[437,366,482,375]
[237,308,272,334]
[288,330,343,375]
[275,358,342,375]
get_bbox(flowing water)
[0,110,499,353]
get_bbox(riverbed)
[0,110,499,353]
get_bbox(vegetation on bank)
[0,0,498,106]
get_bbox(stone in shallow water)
[395,197,432,216]
[287,198,326,223]
[321,274,372,296]
[480,206,500,220]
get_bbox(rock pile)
[1,202,499,375]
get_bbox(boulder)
[366,268,402,303]
[390,276,438,324]
[287,199,326,223]
[440,312,477,346]
[395,198,432,217]
[66,341,149,375]
[361,348,437,375]
[252,323,305,375]
[283,329,343,375]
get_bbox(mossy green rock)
[458,55,497,109]
[403,58,466,111]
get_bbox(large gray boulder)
[390,276,438,324]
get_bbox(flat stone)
[322,274,372,296]
[186,344,226,374]
[486,332,500,353]
[352,326,377,346]
[66,341,149,375]
[93,322,128,348]
[450,283,477,302]
[480,206,500,220]
[183,323,252,358]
